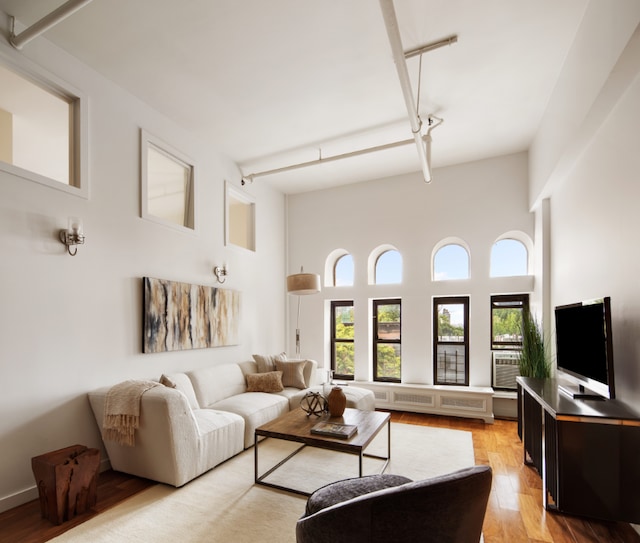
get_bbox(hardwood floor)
[0,413,637,542]
[391,412,640,543]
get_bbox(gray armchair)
[296,465,492,543]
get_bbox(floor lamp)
[286,267,321,359]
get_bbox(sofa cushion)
[246,371,284,393]
[276,360,307,389]
[210,392,289,447]
[304,474,413,516]
[188,364,247,407]
[160,372,200,410]
[252,352,287,373]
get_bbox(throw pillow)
[246,371,284,393]
[252,352,287,373]
[159,374,176,388]
[159,372,200,410]
[275,360,307,389]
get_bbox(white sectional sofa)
[88,359,375,487]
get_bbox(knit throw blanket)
[103,380,160,446]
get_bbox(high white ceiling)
[0,0,588,193]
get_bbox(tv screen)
[555,297,615,399]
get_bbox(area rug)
[50,422,475,543]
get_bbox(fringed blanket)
[103,380,160,446]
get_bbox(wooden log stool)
[31,444,100,525]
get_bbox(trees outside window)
[491,294,529,350]
[434,296,469,385]
[373,299,401,382]
[331,301,354,379]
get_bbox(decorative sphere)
[300,392,327,417]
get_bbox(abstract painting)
[143,277,240,353]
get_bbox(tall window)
[434,297,469,385]
[331,301,354,380]
[491,294,529,350]
[375,250,402,284]
[334,254,354,286]
[373,299,401,382]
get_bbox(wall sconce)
[213,266,227,284]
[59,216,85,256]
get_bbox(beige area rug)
[51,422,475,543]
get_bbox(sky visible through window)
[376,250,402,284]
[335,254,354,286]
[491,239,527,276]
[434,244,469,280]
[334,240,527,285]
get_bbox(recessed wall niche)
[225,181,255,251]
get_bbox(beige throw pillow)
[252,352,287,373]
[275,360,307,389]
[246,371,284,393]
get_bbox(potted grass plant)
[518,310,551,379]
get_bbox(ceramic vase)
[327,386,347,417]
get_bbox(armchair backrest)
[296,465,492,543]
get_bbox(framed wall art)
[143,277,240,353]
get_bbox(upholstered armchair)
[296,465,492,543]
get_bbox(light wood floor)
[0,412,638,543]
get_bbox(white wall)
[0,27,286,511]
[286,152,534,386]
[548,68,640,410]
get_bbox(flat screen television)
[554,297,615,400]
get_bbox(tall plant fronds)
[518,311,551,379]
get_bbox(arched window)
[334,254,354,286]
[491,239,528,277]
[375,250,402,284]
[433,244,470,280]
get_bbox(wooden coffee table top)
[255,408,390,454]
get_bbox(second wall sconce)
[59,216,85,256]
[213,265,227,284]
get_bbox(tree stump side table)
[31,444,100,525]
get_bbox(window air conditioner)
[492,351,520,390]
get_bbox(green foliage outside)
[334,305,354,375]
[376,344,401,379]
[334,303,403,379]
[376,304,400,379]
[492,308,523,341]
[438,307,464,339]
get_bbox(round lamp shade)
[287,272,321,295]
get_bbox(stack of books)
[311,421,358,439]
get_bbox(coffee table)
[254,407,391,496]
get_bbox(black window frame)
[331,300,355,380]
[490,294,530,350]
[433,296,470,386]
[373,298,401,383]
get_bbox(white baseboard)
[0,486,39,514]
